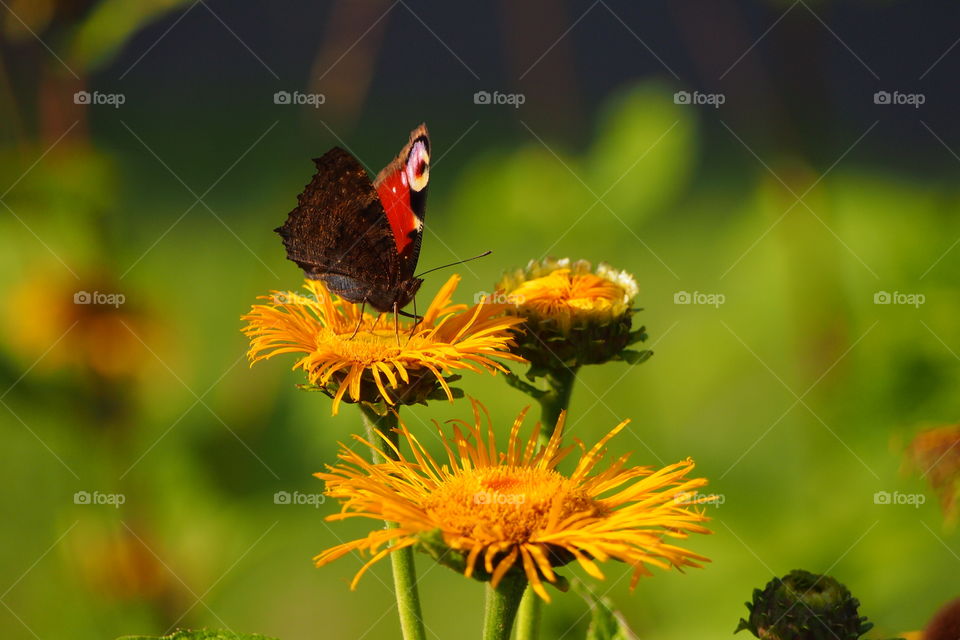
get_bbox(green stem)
[521,365,579,640]
[482,573,527,640]
[359,404,426,640]
[538,366,579,440]
[514,587,542,640]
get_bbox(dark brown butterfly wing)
[276,147,404,301]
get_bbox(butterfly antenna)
[414,250,492,278]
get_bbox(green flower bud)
[735,570,874,640]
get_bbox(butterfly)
[276,124,430,316]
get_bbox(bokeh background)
[2,1,959,638]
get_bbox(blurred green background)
[2,1,959,638]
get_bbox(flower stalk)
[514,364,577,640]
[495,258,650,639]
[483,573,527,640]
[514,587,542,640]
[359,404,426,640]
[537,366,578,439]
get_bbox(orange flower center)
[421,466,601,544]
[509,269,626,316]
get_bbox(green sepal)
[624,326,648,347]
[415,529,569,592]
[295,383,325,392]
[614,349,653,365]
[296,370,463,408]
[504,371,547,399]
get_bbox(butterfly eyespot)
[405,140,430,192]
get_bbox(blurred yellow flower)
[315,402,711,601]
[905,423,960,525]
[4,269,150,379]
[242,275,524,415]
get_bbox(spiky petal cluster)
[315,402,712,601]
[495,258,649,377]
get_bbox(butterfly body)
[276,125,430,313]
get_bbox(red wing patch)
[376,167,419,255]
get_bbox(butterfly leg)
[348,301,366,340]
[393,302,401,347]
[406,296,421,345]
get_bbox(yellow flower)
[315,402,711,601]
[499,258,637,332]
[495,258,648,374]
[4,269,152,379]
[242,275,524,415]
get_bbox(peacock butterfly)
[276,124,430,314]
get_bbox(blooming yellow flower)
[499,258,637,332]
[495,258,648,373]
[242,275,524,415]
[315,403,711,601]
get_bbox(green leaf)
[117,631,278,640]
[616,349,653,365]
[504,371,547,399]
[573,580,636,640]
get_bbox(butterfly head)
[368,276,423,313]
